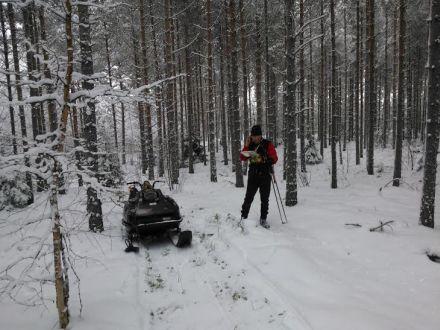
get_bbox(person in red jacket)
[240,125,278,229]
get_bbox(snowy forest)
[0,0,439,329]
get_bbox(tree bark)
[366,0,376,175]
[228,0,244,187]
[149,0,164,176]
[0,3,17,155]
[419,0,440,229]
[78,3,103,232]
[330,0,337,189]
[7,3,33,203]
[138,0,155,180]
[393,0,406,187]
[206,0,217,182]
[285,0,297,206]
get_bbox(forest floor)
[1,143,440,330]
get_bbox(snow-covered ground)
[1,144,440,330]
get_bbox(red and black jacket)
[240,139,278,176]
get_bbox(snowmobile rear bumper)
[124,218,182,235]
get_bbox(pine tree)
[330,0,337,189]
[393,0,406,187]
[206,0,217,182]
[285,0,297,206]
[419,0,440,229]
[78,3,103,232]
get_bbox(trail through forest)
[1,146,439,330]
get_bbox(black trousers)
[241,172,271,219]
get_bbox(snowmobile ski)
[124,238,140,253]
[168,229,192,248]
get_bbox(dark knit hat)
[251,125,262,136]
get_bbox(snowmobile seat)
[142,190,159,203]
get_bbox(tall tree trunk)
[183,18,195,174]
[255,17,263,125]
[343,8,348,151]
[285,0,297,206]
[120,82,126,165]
[309,25,315,141]
[228,0,244,187]
[419,0,440,229]
[239,0,249,173]
[355,0,360,165]
[319,0,325,158]
[149,0,164,176]
[383,14,390,148]
[206,0,217,182]
[330,0,337,189]
[104,22,119,152]
[0,3,17,155]
[131,15,148,175]
[78,3,103,232]
[50,1,75,327]
[392,5,398,147]
[299,0,306,173]
[219,23,229,166]
[138,0,155,180]
[164,0,178,184]
[366,0,376,175]
[393,0,406,187]
[7,3,33,203]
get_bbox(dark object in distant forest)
[183,136,206,164]
[305,137,323,165]
[122,180,192,252]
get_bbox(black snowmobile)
[122,181,192,252]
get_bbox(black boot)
[260,218,270,229]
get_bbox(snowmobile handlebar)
[126,181,165,188]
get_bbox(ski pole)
[272,173,288,224]
[271,177,285,224]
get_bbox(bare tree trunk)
[239,0,249,172]
[164,0,178,184]
[366,0,376,175]
[330,0,337,189]
[120,81,126,165]
[383,14,390,148]
[319,0,325,158]
[392,5,398,147]
[50,1,75,327]
[78,3,103,232]
[309,25,315,141]
[285,0,297,206]
[355,0,360,165]
[393,0,406,187]
[138,0,155,180]
[183,15,195,174]
[206,0,217,182]
[228,0,244,187]
[255,16,263,125]
[149,0,164,176]
[299,0,306,173]
[7,3,33,203]
[131,15,148,175]
[104,22,119,152]
[219,23,229,166]
[419,0,440,229]
[0,3,17,155]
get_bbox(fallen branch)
[345,223,362,228]
[369,220,394,232]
